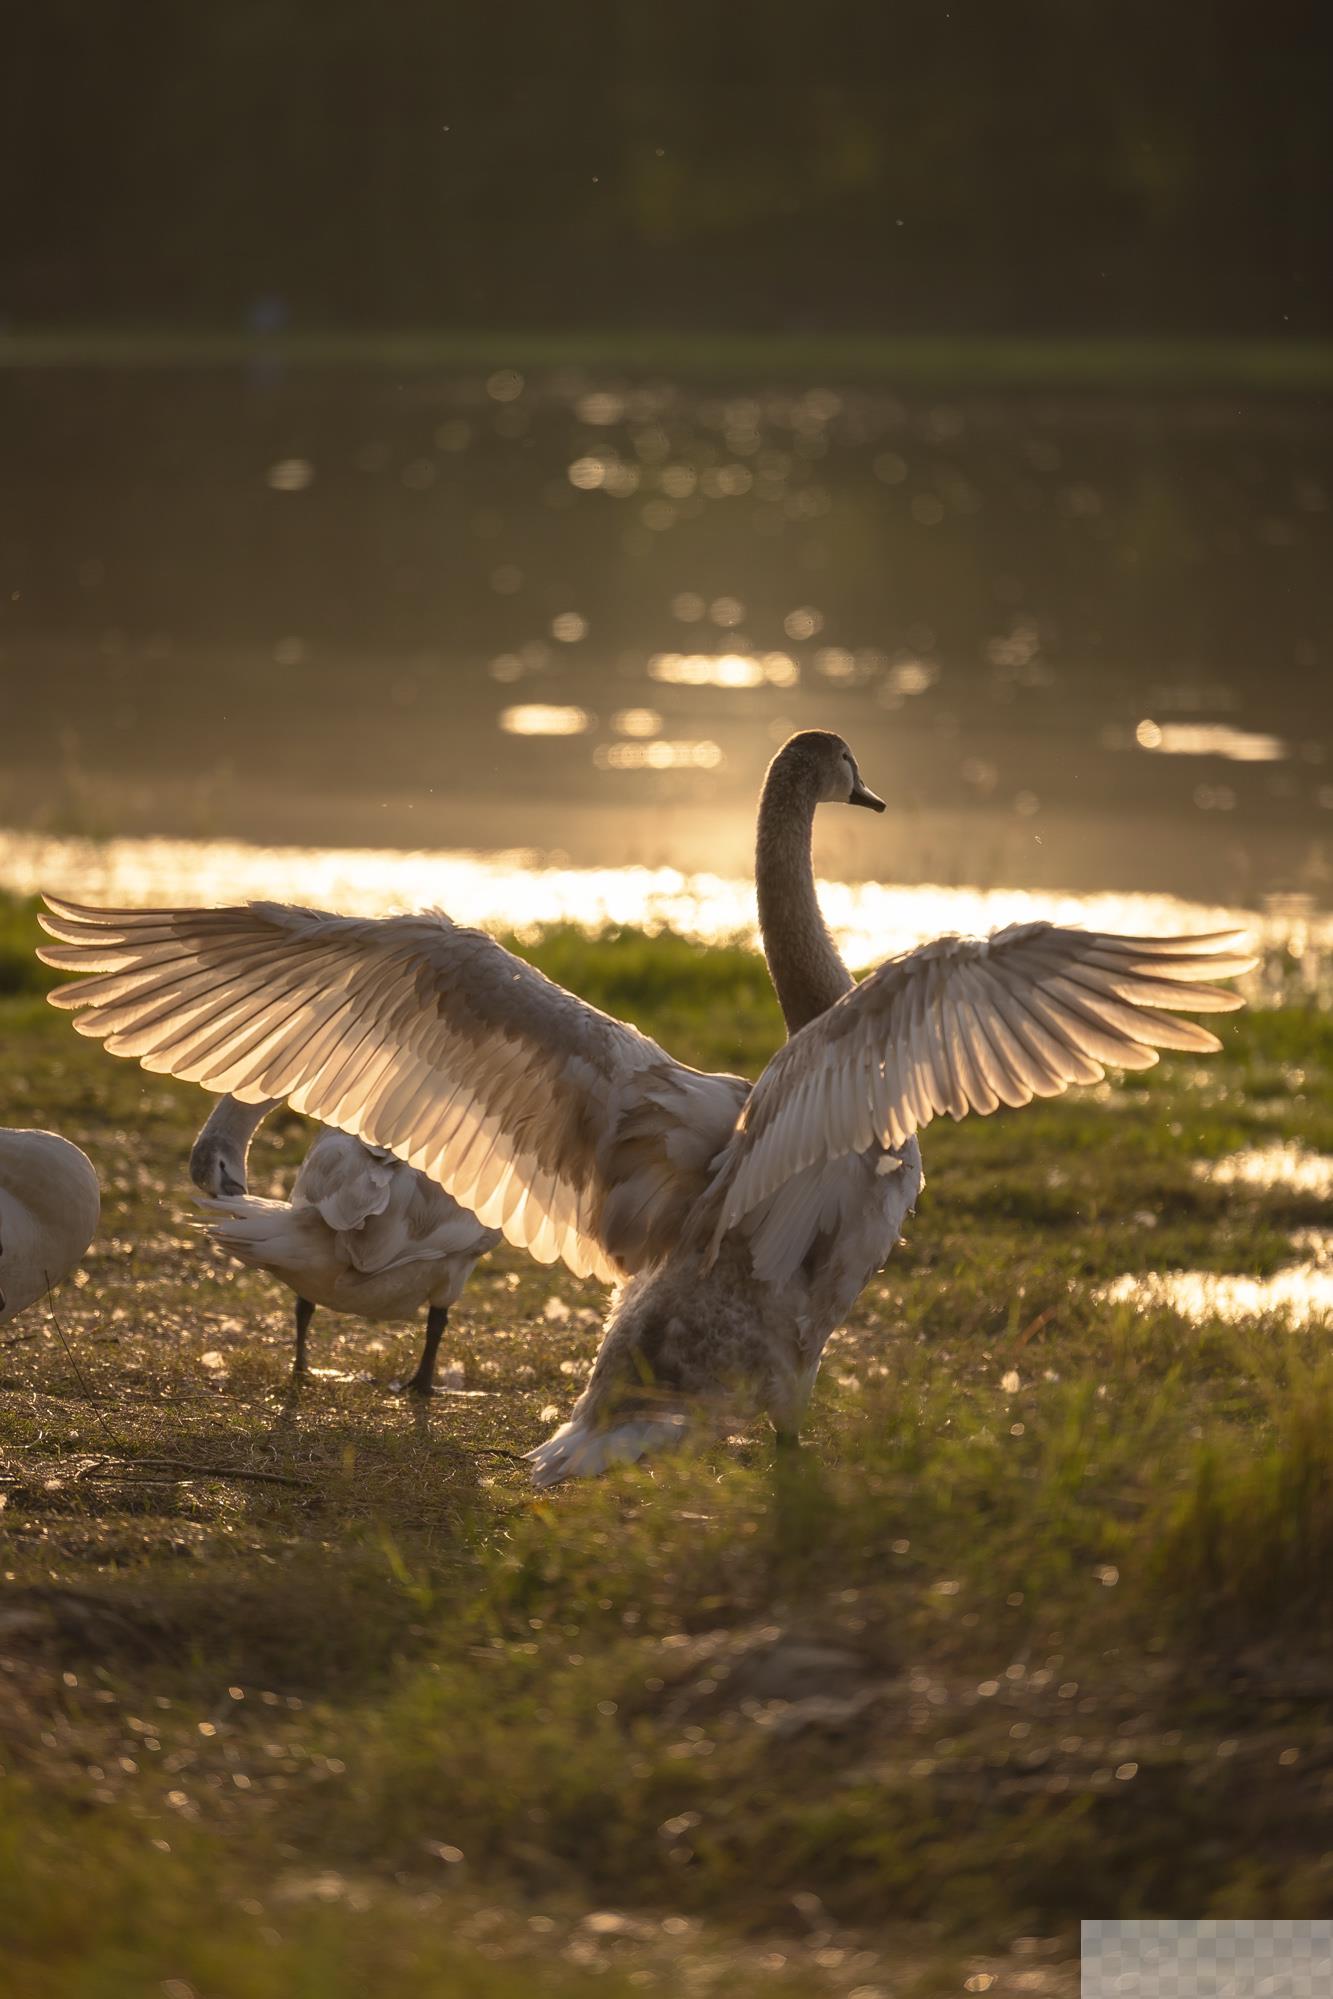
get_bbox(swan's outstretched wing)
[38,898,749,1284]
[708,923,1253,1254]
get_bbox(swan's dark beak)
[848,776,886,812]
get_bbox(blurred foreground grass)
[3,892,1333,1997]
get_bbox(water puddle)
[1101,1238,1333,1328]
[1195,1144,1333,1199]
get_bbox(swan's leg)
[293,1296,315,1381]
[773,1428,801,1453]
[392,1304,448,1398]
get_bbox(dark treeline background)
[4,0,1329,337]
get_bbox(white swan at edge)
[189,1096,500,1394]
[0,1129,100,1324]
[35,730,1253,1481]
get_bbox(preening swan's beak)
[848,776,886,812]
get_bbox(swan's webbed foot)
[391,1303,447,1397]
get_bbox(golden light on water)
[566,455,642,496]
[648,651,799,689]
[886,658,938,697]
[265,457,314,492]
[1101,1248,1333,1329]
[592,739,722,771]
[1197,1144,1333,1199]
[6,829,1327,997]
[1135,720,1289,762]
[498,704,591,736]
[485,369,524,403]
[1101,1152,1333,1327]
[610,708,663,737]
[574,391,624,425]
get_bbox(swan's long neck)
[189,1094,280,1196]
[756,761,853,1035]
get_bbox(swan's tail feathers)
[527,1410,690,1488]
[195,1194,319,1271]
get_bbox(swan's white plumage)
[37,730,1253,1479]
[200,1129,497,1319]
[189,1099,499,1381]
[707,923,1250,1256]
[42,897,748,1288]
[0,1129,100,1323]
[528,1411,690,1488]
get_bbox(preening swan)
[0,1129,100,1324]
[36,731,1252,1481]
[190,1096,500,1393]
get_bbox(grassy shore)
[2,893,1332,1997]
[3,328,1332,389]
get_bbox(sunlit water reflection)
[5,827,1329,998]
[1196,1144,1333,1199]
[1101,1244,1333,1330]
[1104,1154,1333,1327]
[2,365,1329,909]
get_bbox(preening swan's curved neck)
[189,1094,280,1194]
[756,758,853,1035]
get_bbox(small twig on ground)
[43,1273,128,1452]
[1008,1307,1057,1353]
[75,1452,313,1490]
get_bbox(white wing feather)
[707,923,1252,1256]
[39,898,748,1285]
[38,900,1251,1288]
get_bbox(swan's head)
[188,1125,248,1199]
[769,730,885,812]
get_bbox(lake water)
[1,361,1329,935]
[5,826,1329,1007]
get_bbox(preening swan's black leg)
[773,1428,801,1454]
[393,1304,448,1397]
[293,1296,315,1380]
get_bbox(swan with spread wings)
[37,731,1252,1482]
